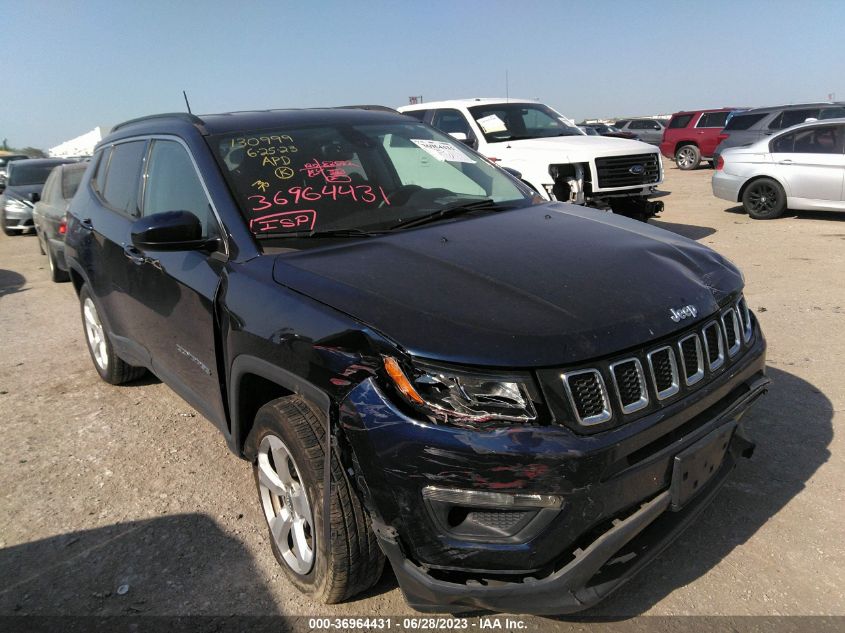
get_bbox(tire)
[79,284,146,384]
[675,145,701,170]
[742,177,786,220]
[47,244,69,283]
[246,396,384,604]
[0,208,13,236]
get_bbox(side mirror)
[29,192,40,203]
[448,132,468,142]
[502,166,523,180]
[131,210,215,252]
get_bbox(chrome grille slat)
[702,321,725,371]
[678,333,704,386]
[609,358,649,414]
[562,369,612,426]
[647,346,680,399]
[722,308,742,357]
[736,297,753,342]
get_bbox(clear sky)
[3,0,844,149]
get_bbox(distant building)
[49,126,109,158]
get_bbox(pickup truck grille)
[558,297,754,429]
[594,153,660,189]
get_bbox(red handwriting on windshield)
[249,210,317,233]
[248,185,390,212]
[300,158,358,184]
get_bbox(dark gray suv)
[714,102,845,160]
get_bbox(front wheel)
[246,396,384,604]
[675,145,701,170]
[79,285,146,384]
[742,178,786,219]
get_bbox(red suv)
[660,108,741,170]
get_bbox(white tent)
[48,126,109,158]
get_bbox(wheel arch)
[675,140,699,154]
[229,355,332,459]
[737,174,787,204]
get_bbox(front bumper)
[3,203,35,232]
[339,327,767,614]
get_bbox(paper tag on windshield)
[476,114,507,133]
[411,139,475,163]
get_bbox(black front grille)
[704,323,723,366]
[468,510,527,532]
[650,348,676,393]
[680,336,700,377]
[723,311,738,349]
[612,361,643,407]
[567,372,606,420]
[594,153,660,189]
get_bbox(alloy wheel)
[257,434,315,575]
[677,148,695,168]
[746,183,778,214]
[83,297,108,370]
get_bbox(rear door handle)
[123,245,146,266]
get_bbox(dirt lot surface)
[1,166,843,625]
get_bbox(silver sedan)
[712,118,845,219]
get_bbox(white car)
[712,118,845,219]
[398,98,666,221]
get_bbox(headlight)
[383,356,538,424]
[5,198,29,212]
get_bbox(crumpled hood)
[272,204,743,368]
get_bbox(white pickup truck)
[398,98,666,221]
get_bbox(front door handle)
[123,245,146,266]
[778,159,793,165]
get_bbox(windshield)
[209,120,534,245]
[7,162,68,186]
[467,103,583,143]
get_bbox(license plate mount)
[670,422,736,511]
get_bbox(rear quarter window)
[101,141,147,215]
[697,111,730,128]
[669,114,694,129]
[723,113,767,131]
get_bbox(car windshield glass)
[7,162,64,186]
[467,103,583,143]
[208,120,534,244]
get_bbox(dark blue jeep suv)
[64,107,768,614]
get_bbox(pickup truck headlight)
[383,356,537,424]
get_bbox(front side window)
[208,120,533,246]
[101,141,147,215]
[142,140,218,238]
[771,125,844,154]
[467,103,582,143]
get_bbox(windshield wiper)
[255,227,389,240]
[391,199,505,230]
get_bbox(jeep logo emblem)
[670,305,698,322]
[629,164,645,175]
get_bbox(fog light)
[422,485,562,509]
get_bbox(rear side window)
[820,106,845,119]
[769,109,820,130]
[142,140,218,238]
[697,111,730,128]
[402,110,427,122]
[41,169,60,203]
[724,112,767,131]
[669,114,693,129]
[62,166,85,200]
[101,141,147,215]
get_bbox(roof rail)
[336,104,399,113]
[110,112,205,133]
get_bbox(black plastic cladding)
[538,294,756,434]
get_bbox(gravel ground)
[0,165,843,624]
